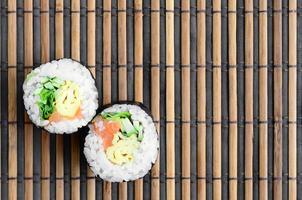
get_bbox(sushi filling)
[33,75,82,122]
[92,111,144,165]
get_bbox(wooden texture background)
[0,0,301,199]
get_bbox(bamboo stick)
[212,0,221,199]
[197,1,206,199]
[87,0,96,76]
[244,0,253,200]
[150,0,160,199]
[55,0,64,200]
[24,0,33,199]
[56,136,64,200]
[103,0,112,199]
[40,0,50,199]
[87,0,96,200]
[181,0,190,199]
[117,0,127,101]
[71,0,81,200]
[55,0,64,59]
[166,0,175,199]
[8,0,17,199]
[288,0,297,199]
[228,0,237,200]
[41,0,50,63]
[8,123,17,200]
[134,0,143,199]
[259,1,268,200]
[118,0,127,199]
[7,3,17,200]
[273,0,282,199]
[134,0,143,102]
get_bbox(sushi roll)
[23,58,98,134]
[84,103,159,182]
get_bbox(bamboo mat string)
[166,0,175,199]
[86,0,96,199]
[212,0,222,199]
[40,0,50,199]
[55,0,64,200]
[181,0,190,199]
[134,0,143,198]
[7,0,17,199]
[24,0,33,199]
[228,0,237,199]
[118,0,128,199]
[267,3,274,198]
[150,0,160,199]
[197,0,206,199]
[273,0,282,199]
[259,0,268,199]
[71,0,80,200]
[32,0,42,197]
[244,0,253,200]
[103,0,112,199]
[288,0,297,199]
[173,0,181,197]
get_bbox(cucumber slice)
[136,125,143,133]
[133,121,140,129]
[137,131,144,142]
[51,77,64,85]
[133,121,140,128]
[102,111,131,120]
[34,87,43,95]
[117,131,127,140]
[126,130,137,137]
[41,77,50,84]
[121,118,137,137]
[133,121,143,132]
[44,82,55,90]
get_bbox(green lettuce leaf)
[36,76,64,120]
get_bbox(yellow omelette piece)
[106,134,140,165]
[55,80,81,118]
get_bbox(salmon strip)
[48,107,83,122]
[93,117,120,149]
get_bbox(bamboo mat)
[0,0,302,199]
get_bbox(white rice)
[84,104,159,182]
[23,58,98,134]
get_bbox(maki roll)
[84,103,159,182]
[23,58,98,134]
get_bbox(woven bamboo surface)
[0,0,301,199]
